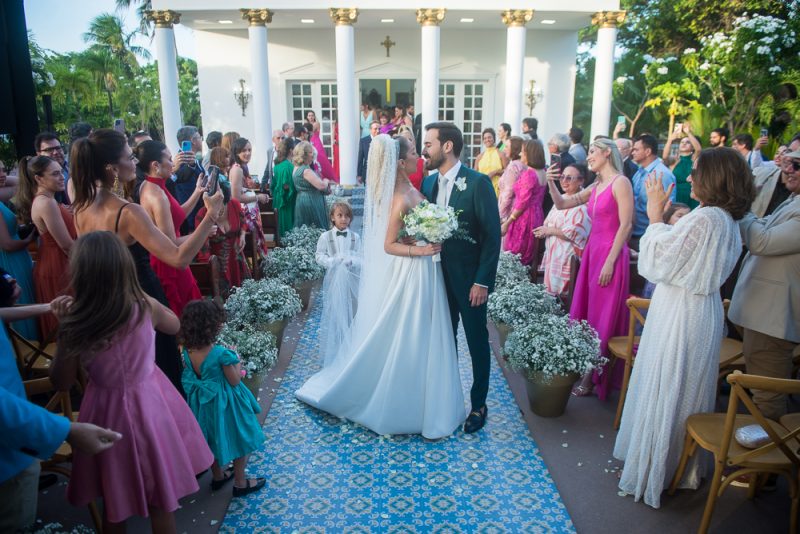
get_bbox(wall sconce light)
[233,79,251,116]
[525,80,544,115]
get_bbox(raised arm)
[683,124,702,161]
[0,217,34,252]
[662,129,677,161]
[180,173,206,216]
[546,163,594,209]
[739,211,800,257]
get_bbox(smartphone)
[760,128,769,138]
[206,165,220,196]
[181,140,193,153]
[550,154,561,168]
[674,122,682,133]
[113,118,125,133]
[617,115,626,125]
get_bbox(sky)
[23,0,197,60]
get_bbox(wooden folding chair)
[608,297,650,429]
[189,255,225,303]
[243,231,262,279]
[668,371,800,534]
[718,300,745,393]
[24,377,103,532]
[260,211,278,248]
[560,255,581,313]
[7,325,57,379]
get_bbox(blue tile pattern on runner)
[222,295,574,533]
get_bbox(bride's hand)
[416,242,442,256]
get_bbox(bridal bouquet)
[402,200,472,262]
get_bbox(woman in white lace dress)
[614,148,756,508]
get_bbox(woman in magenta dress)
[51,231,213,531]
[497,136,526,220]
[307,111,339,182]
[547,138,633,399]
[16,155,77,340]
[501,139,547,266]
[135,140,202,316]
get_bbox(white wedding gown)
[296,252,466,439]
[295,134,466,440]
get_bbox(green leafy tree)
[83,13,150,75]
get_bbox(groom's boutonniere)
[454,177,467,191]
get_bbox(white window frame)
[439,80,488,166]
[287,80,338,161]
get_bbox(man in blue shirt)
[0,275,120,532]
[630,133,676,250]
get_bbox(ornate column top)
[145,10,181,29]
[241,9,274,25]
[416,8,446,26]
[592,11,626,29]
[329,8,359,26]
[501,10,534,27]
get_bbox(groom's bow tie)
[336,230,348,237]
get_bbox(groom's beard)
[425,152,444,171]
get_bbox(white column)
[501,10,532,135]
[147,10,182,154]
[590,11,625,140]
[417,9,445,130]
[243,9,273,181]
[330,9,358,187]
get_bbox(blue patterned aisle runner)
[222,297,574,533]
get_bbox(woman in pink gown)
[501,139,547,266]
[307,111,339,182]
[546,138,633,400]
[497,136,526,220]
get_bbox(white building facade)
[149,1,623,185]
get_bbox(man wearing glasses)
[34,132,69,205]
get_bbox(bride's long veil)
[325,134,397,366]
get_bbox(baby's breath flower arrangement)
[487,281,562,327]
[505,314,603,382]
[217,323,278,378]
[495,251,530,289]
[224,278,301,326]
[401,200,474,262]
[281,225,325,252]
[262,245,325,286]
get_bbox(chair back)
[624,297,651,359]
[190,255,225,302]
[562,255,581,311]
[7,325,54,377]
[722,372,800,468]
[24,376,76,421]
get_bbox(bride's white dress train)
[296,252,466,439]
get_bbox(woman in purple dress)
[547,138,633,399]
[501,139,547,266]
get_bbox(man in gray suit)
[729,147,800,421]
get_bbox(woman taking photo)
[474,128,507,196]
[614,147,753,509]
[292,141,331,229]
[547,138,633,400]
[136,140,203,316]
[17,155,76,340]
[69,128,223,393]
[501,139,546,266]
[535,163,591,296]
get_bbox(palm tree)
[83,13,150,76]
[49,60,96,121]
[78,47,120,121]
[115,0,152,36]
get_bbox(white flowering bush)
[224,278,301,326]
[281,224,325,252]
[263,245,325,285]
[495,251,530,289]
[487,281,562,327]
[505,314,603,381]
[217,323,278,378]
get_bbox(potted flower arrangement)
[262,245,325,309]
[281,224,325,252]
[217,323,278,396]
[495,251,530,290]
[224,278,301,348]
[487,281,562,350]
[505,314,602,417]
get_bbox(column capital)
[416,8,446,26]
[241,9,274,26]
[144,10,181,29]
[501,10,534,27]
[591,11,626,29]
[329,8,359,26]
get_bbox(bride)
[295,134,466,439]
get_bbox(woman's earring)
[111,172,123,197]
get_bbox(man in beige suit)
[730,147,800,420]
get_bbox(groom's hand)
[469,284,488,307]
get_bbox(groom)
[421,122,501,433]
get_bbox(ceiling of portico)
[175,9,597,32]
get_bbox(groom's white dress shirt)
[436,161,462,207]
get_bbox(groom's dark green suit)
[421,163,501,410]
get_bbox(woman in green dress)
[270,138,296,240]
[292,141,331,229]
[662,122,701,209]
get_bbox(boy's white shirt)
[315,227,362,268]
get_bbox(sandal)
[210,468,235,491]
[233,477,266,497]
[571,385,593,397]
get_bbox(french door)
[288,81,338,160]
[438,81,487,165]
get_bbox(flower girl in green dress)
[180,300,266,497]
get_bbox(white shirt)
[315,227,361,269]
[436,161,462,207]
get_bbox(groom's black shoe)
[464,405,487,434]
